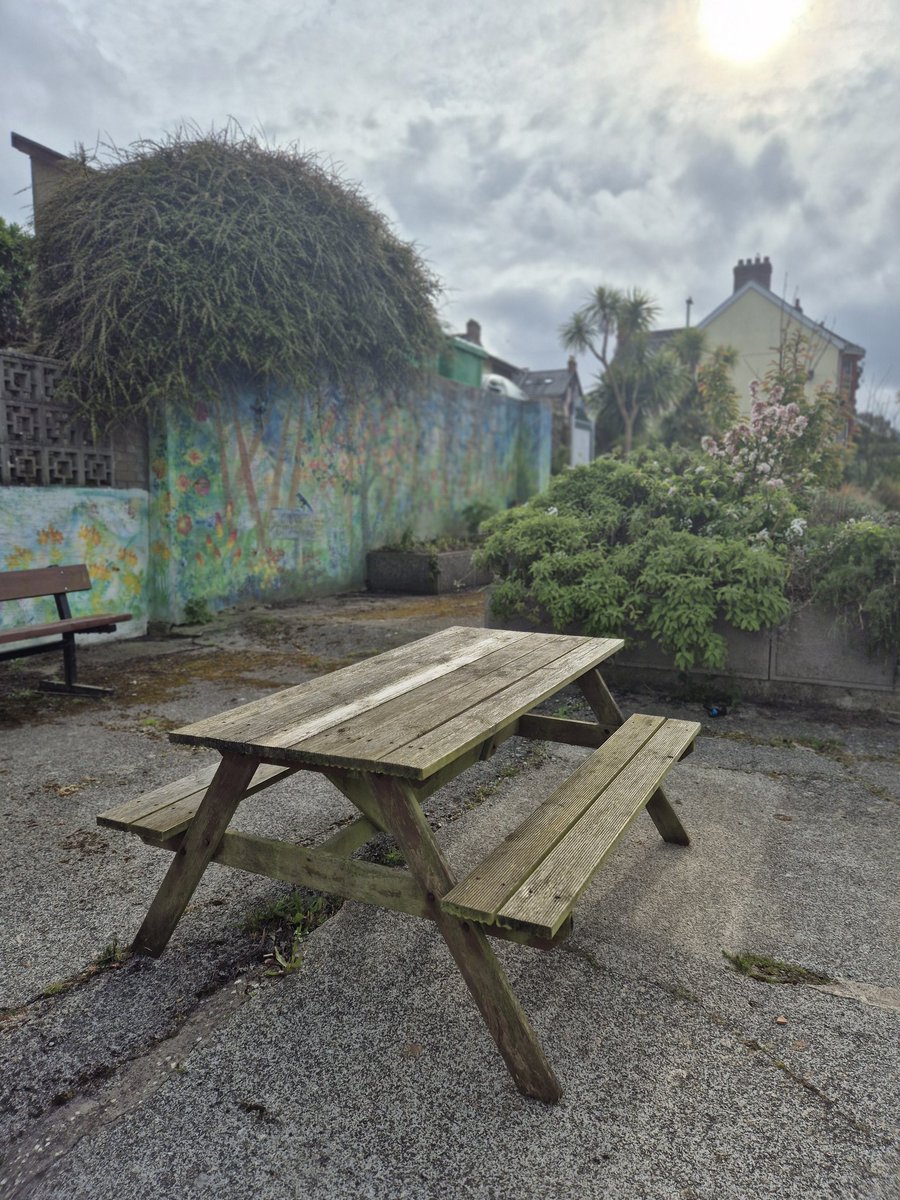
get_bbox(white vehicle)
[482,373,526,399]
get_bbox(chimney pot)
[464,319,482,346]
[567,355,577,373]
[733,255,773,293]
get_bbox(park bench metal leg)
[331,769,563,1104]
[131,753,259,957]
[576,667,689,846]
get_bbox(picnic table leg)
[334,770,563,1104]
[131,753,259,957]
[576,667,690,846]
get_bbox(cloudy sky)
[2,0,897,408]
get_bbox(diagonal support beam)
[328,768,563,1103]
[131,753,259,957]
[576,668,689,845]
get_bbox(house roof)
[698,280,865,357]
[646,328,682,352]
[518,367,582,400]
[11,131,68,167]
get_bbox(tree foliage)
[478,366,899,666]
[27,126,444,427]
[0,217,34,348]
[560,286,687,455]
[659,333,739,448]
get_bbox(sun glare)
[699,0,805,63]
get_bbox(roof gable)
[698,281,864,356]
[518,367,583,400]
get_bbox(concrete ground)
[0,591,898,1200]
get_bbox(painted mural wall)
[148,377,550,621]
[0,487,149,640]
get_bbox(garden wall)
[147,377,551,622]
[0,486,149,641]
[486,599,899,712]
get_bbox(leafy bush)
[791,518,900,655]
[479,389,899,665]
[478,451,793,669]
[0,218,34,347]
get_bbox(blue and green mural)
[148,378,550,621]
[0,488,149,638]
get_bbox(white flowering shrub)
[478,373,899,664]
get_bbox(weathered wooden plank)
[577,667,689,845]
[300,633,594,767]
[131,753,259,957]
[0,613,132,644]
[170,627,527,758]
[0,563,91,602]
[441,715,665,924]
[154,828,572,949]
[354,771,563,1102]
[497,718,700,938]
[398,638,623,776]
[211,830,431,917]
[516,714,616,747]
[97,761,298,842]
[317,816,380,855]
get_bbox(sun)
[698,0,805,63]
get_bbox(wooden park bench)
[0,564,132,696]
[98,626,700,1101]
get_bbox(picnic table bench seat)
[0,564,131,696]
[441,714,699,939]
[98,761,300,845]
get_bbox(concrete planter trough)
[366,548,493,595]
[486,594,898,711]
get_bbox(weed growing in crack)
[723,950,830,986]
[244,888,342,976]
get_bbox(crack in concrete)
[0,971,262,1199]
[557,944,886,1141]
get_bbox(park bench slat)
[97,761,297,843]
[0,563,131,695]
[0,563,91,602]
[0,613,133,645]
[299,632,592,765]
[442,716,700,938]
[170,627,527,757]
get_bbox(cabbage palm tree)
[560,285,685,455]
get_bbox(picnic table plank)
[170,627,526,757]
[399,638,623,774]
[497,718,700,937]
[441,715,665,923]
[97,761,297,838]
[299,632,592,765]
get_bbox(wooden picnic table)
[100,625,698,1102]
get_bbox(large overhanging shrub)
[477,449,899,669]
[27,127,444,426]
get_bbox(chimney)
[464,319,482,346]
[733,254,772,293]
[567,355,577,373]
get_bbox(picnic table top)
[170,625,623,780]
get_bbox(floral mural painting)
[148,378,550,622]
[0,488,149,638]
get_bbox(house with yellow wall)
[698,256,865,420]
